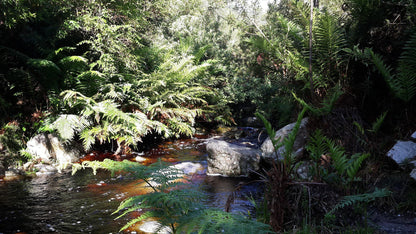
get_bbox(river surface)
[0,136,264,233]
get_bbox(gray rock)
[387,141,416,164]
[5,167,24,178]
[206,140,261,177]
[410,169,416,180]
[387,140,416,181]
[34,163,58,175]
[261,118,309,164]
[411,131,416,140]
[26,133,84,170]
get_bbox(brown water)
[0,137,264,233]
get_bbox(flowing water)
[0,136,264,233]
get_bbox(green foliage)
[0,123,29,166]
[72,159,273,233]
[314,10,347,87]
[326,188,392,216]
[293,85,343,116]
[306,130,370,189]
[370,111,387,133]
[348,32,416,102]
[49,90,163,152]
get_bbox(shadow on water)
[0,136,265,233]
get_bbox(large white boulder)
[260,118,309,164]
[206,140,261,177]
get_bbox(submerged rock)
[206,139,261,177]
[139,220,172,234]
[26,133,84,171]
[260,118,309,164]
[171,162,204,175]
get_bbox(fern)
[395,32,416,102]
[306,129,370,188]
[347,153,370,181]
[356,33,416,102]
[326,188,392,216]
[50,114,90,142]
[370,111,387,133]
[293,85,342,116]
[314,10,346,83]
[306,130,328,162]
[72,159,273,233]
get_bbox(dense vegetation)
[1,0,416,233]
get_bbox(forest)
[1,0,416,233]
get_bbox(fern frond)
[306,130,329,162]
[293,85,342,116]
[59,55,89,73]
[396,31,416,102]
[347,153,370,180]
[370,111,387,133]
[327,188,392,215]
[50,114,89,142]
[327,139,348,176]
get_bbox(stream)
[0,136,264,234]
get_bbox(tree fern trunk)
[309,0,314,99]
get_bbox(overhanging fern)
[72,159,273,233]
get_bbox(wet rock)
[26,133,84,170]
[139,220,172,234]
[206,140,261,177]
[34,163,58,176]
[3,167,25,181]
[134,155,146,162]
[387,140,416,180]
[261,118,309,164]
[171,162,204,175]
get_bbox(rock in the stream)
[147,162,204,187]
[139,220,172,234]
[387,140,416,180]
[206,140,261,177]
[26,133,84,170]
[261,118,309,164]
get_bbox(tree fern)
[314,10,346,84]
